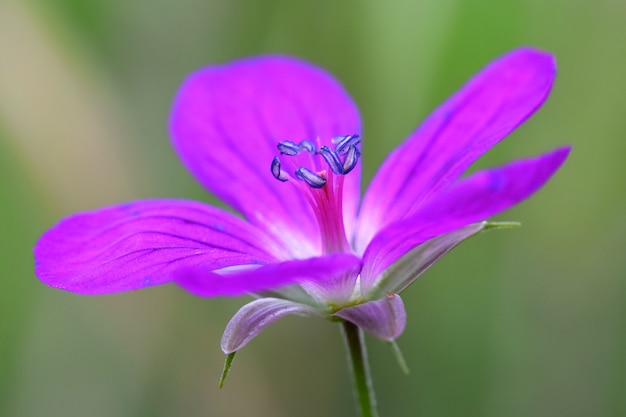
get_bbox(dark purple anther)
[277,140,300,156]
[295,167,327,188]
[333,134,361,155]
[271,157,289,182]
[299,140,317,154]
[318,146,344,174]
[342,146,361,174]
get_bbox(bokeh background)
[1,0,624,416]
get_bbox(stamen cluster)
[271,134,361,188]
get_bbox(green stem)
[341,321,379,417]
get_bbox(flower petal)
[361,147,570,290]
[176,253,362,299]
[297,256,363,306]
[34,200,277,294]
[418,146,571,227]
[361,222,488,297]
[334,293,406,341]
[356,48,556,252]
[170,56,361,257]
[221,298,322,353]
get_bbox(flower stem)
[341,321,379,417]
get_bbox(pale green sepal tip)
[219,352,237,389]
[389,340,409,375]
[483,221,521,231]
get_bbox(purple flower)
[34,48,570,354]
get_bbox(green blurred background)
[1,0,624,416]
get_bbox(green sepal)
[389,340,409,375]
[219,352,237,389]
[483,221,521,230]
